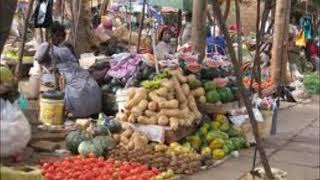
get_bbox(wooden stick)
[210,1,273,178]
[15,0,35,82]
[235,0,242,66]
[137,0,147,53]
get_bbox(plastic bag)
[0,99,31,157]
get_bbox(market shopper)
[180,11,192,45]
[155,27,175,60]
[34,22,102,118]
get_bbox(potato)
[155,87,168,97]
[172,76,187,103]
[192,87,205,97]
[182,83,190,95]
[158,115,169,126]
[148,101,158,111]
[149,91,166,103]
[126,88,147,109]
[159,100,179,109]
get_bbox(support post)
[137,0,147,53]
[235,0,242,66]
[191,0,207,63]
[15,0,35,81]
[210,0,273,178]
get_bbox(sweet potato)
[127,88,137,100]
[159,108,186,118]
[169,70,187,83]
[169,117,179,130]
[161,78,174,90]
[145,110,157,117]
[122,128,134,138]
[159,100,179,109]
[128,114,136,123]
[188,95,202,120]
[155,87,168,97]
[198,96,207,103]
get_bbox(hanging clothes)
[31,0,54,28]
[299,16,313,40]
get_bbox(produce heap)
[115,69,204,129]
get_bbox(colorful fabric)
[299,16,313,40]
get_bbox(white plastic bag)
[0,99,31,157]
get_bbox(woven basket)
[198,102,238,114]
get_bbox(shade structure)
[149,0,193,11]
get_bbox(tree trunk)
[271,0,291,87]
[0,0,18,55]
[68,0,99,55]
[191,0,207,63]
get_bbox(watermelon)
[206,90,221,103]
[204,81,217,92]
[217,87,234,103]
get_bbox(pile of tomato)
[40,154,160,180]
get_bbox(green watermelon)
[204,81,217,92]
[217,87,234,103]
[206,90,221,103]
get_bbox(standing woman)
[34,22,101,118]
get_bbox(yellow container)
[39,96,64,125]
[0,166,44,180]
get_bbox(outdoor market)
[0,0,319,180]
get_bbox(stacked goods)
[118,128,149,151]
[115,69,204,130]
[182,114,247,160]
[40,155,160,180]
[109,143,202,175]
[152,170,180,180]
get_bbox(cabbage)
[303,73,320,95]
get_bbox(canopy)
[149,0,193,11]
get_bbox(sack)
[0,99,31,157]
[31,0,53,28]
[295,30,306,47]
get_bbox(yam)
[172,76,187,103]
[182,83,191,95]
[188,95,202,120]
[158,115,169,126]
[159,100,179,109]
[145,110,157,117]
[148,101,158,111]
[127,88,137,100]
[126,141,135,150]
[126,88,147,109]
[159,109,186,118]
[149,91,166,103]
[169,117,179,130]
[187,74,197,82]
[155,87,168,97]
[161,78,174,89]
[116,112,128,122]
[167,91,175,100]
[120,135,130,144]
[198,96,207,103]
[128,114,136,123]
[131,107,143,117]
[137,116,157,124]
[122,128,134,138]
[169,70,187,83]
[192,87,205,97]
[138,99,148,109]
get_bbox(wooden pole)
[210,0,274,178]
[137,0,147,53]
[15,0,35,81]
[191,0,208,63]
[234,0,242,66]
[271,0,290,88]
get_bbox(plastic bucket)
[39,97,64,125]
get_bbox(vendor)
[95,18,113,42]
[180,11,192,45]
[155,27,175,60]
[34,22,102,118]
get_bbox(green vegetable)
[220,122,230,132]
[206,90,221,103]
[223,145,231,155]
[105,120,122,133]
[217,87,234,103]
[211,121,222,130]
[186,135,201,150]
[199,126,209,136]
[65,131,90,154]
[93,125,111,136]
[224,140,236,151]
[142,79,162,90]
[204,81,217,92]
[230,137,242,150]
[189,79,202,89]
[201,146,211,155]
[182,142,193,151]
[227,127,241,137]
[303,73,320,95]
[153,70,171,80]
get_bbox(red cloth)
[307,42,319,57]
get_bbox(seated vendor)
[95,18,113,42]
[34,22,102,118]
[155,27,175,60]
